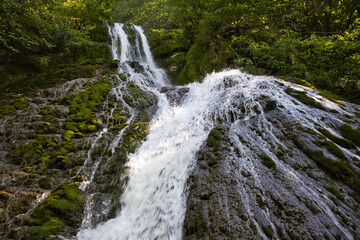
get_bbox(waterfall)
[76,23,359,240]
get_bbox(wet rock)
[128,61,145,73]
[160,86,189,106]
[183,97,360,239]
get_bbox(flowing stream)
[76,23,359,240]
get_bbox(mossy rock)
[327,185,345,202]
[261,154,276,169]
[317,127,355,149]
[38,177,53,190]
[27,217,65,240]
[339,124,360,147]
[285,87,326,111]
[28,183,84,237]
[0,97,28,118]
[122,83,158,110]
[123,122,150,153]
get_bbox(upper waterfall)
[108,23,168,87]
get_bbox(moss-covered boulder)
[27,184,84,239]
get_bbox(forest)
[1,0,360,101]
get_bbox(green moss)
[184,212,208,238]
[323,141,346,160]
[29,184,84,230]
[37,123,59,134]
[317,127,355,149]
[63,130,75,142]
[339,124,360,146]
[0,104,16,118]
[262,226,273,238]
[285,87,326,111]
[305,201,321,214]
[256,194,265,209]
[68,78,111,126]
[265,100,277,112]
[0,97,29,118]
[38,178,52,190]
[86,125,97,132]
[65,122,78,132]
[249,221,258,234]
[27,217,65,240]
[327,185,345,202]
[123,122,149,153]
[207,129,222,151]
[111,124,128,134]
[261,154,276,169]
[299,146,359,195]
[122,83,158,110]
[7,135,60,169]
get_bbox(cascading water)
[76,23,360,240]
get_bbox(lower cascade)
[76,23,360,239]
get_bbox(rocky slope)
[0,71,159,239]
[182,78,360,240]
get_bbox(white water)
[76,23,359,239]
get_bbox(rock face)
[0,73,159,239]
[183,81,360,240]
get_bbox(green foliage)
[0,0,115,55]
[117,0,360,99]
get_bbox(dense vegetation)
[112,0,360,101]
[0,0,116,96]
[1,0,359,101]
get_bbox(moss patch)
[285,87,326,111]
[27,217,65,240]
[0,97,29,118]
[339,124,360,147]
[27,184,84,239]
[122,122,150,153]
[294,136,360,196]
[317,127,355,149]
[327,185,345,202]
[206,128,223,167]
[261,154,276,169]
